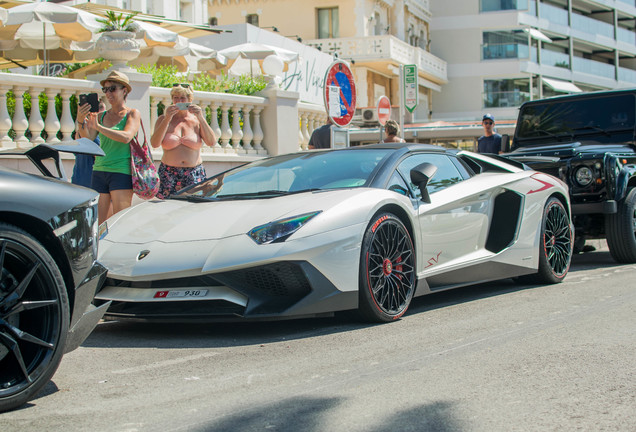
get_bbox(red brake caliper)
[395,256,403,280]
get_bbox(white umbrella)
[218,42,299,77]
[0,2,102,75]
[0,13,189,73]
[133,20,179,48]
[128,35,226,72]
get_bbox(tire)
[606,187,636,263]
[0,223,69,412]
[517,197,573,285]
[358,213,416,322]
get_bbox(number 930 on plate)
[154,289,208,298]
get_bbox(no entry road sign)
[323,60,357,127]
[377,96,391,126]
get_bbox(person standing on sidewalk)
[477,113,502,154]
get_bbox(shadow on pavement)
[185,396,461,432]
[83,248,627,350]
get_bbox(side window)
[398,154,464,198]
[386,171,410,197]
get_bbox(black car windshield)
[178,149,392,200]
[514,93,636,148]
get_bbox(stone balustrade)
[0,70,326,176]
[298,102,329,150]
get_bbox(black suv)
[507,89,636,263]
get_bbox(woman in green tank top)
[79,71,141,224]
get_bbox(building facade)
[203,0,447,123]
[431,0,636,122]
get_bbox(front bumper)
[96,261,358,322]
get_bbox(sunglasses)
[102,85,122,93]
[483,121,494,125]
[172,83,191,89]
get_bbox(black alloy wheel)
[359,213,416,322]
[0,223,69,412]
[518,197,572,284]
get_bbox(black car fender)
[611,159,636,202]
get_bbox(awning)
[542,77,583,93]
[524,28,552,43]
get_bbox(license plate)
[154,289,208,299]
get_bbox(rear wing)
[0,138,104,179]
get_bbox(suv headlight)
[574,166,593,186]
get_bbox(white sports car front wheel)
[358,213,416,322]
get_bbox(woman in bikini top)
[150,84,217,199]
[151,85,216,167]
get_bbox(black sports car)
[0,139,110,412]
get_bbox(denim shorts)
[91,171,133,193]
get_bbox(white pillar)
[257,87,300,156]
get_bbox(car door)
[395,153,495,280]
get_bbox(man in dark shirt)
[308,119,333,149]
[477,113,502,154]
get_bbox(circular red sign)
[323,60,357,127]
[377,96,391,126]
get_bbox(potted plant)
[95,11,141,66]
[96,11,139,33]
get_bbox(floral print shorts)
[156,163,207,199]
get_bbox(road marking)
[111,352,219,375]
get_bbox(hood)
[510,141,635,158]
[0,166,97,220]
[103,190,361,244]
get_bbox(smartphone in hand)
[79,93,100,113]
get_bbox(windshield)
[178,149,392,200]
[514,93,636,147]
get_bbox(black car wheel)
[359,213,416,322]
[518,197,572,284]
[606,187,636,263]
[0,223,69,412]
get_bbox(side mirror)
[501,134,510,153]
[410,162,438,203]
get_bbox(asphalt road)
[2,242,635,431]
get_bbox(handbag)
[130,120,160,199]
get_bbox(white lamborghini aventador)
[95,143,573,323]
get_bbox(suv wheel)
[606,187,636,263]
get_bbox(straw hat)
[100,70,132,93]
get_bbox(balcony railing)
[481,0,529,12]
[483,90,531,108]
[572,56,616,80]
[571,13,614,39]
[617,27,636,45]
[306,35,447,84]
[482,43,530,60]
[540,49,570,68]
[619,67,636,83]
[539,2,569,26]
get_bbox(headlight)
[248,211,322,244]
[574,166,593,186]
